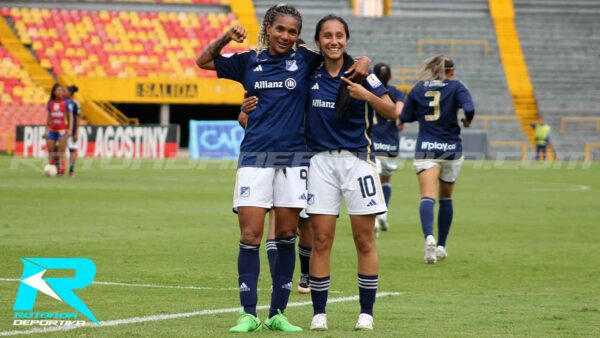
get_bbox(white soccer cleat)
[435,245,448,261]
[297,275,310,294]
[377,212,389,231]
[310,313,328,331]
[355,313,374,330]
[424,235,437,264]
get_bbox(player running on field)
[197,4,370,333]
[399,55,475,264]
[369,63,405,237]
[304,15,397,331]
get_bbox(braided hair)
[257,4,303,53]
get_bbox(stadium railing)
[559,117,600,134]
[417,38,490,57]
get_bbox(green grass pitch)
[0,156,599,337]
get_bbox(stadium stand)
[514,0,600,160]
[2,6,246,79]
[0,43,47,153]
[256,0,527,158]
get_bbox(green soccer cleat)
[229,311,263,333]
[264,310,303,332]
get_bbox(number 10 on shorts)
[358,175,376,198]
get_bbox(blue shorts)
[47,131,67,141]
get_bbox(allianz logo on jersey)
[254,78,296,90]
[312,99,335,109]
[421,141,457,151]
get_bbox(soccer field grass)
[0,156,599,337]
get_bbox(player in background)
[530,119,552,161]
[369,63,405,237]
[66,85,81,177]
[240,101,313,295]
[45,84,72,177]
[399,55,475,264]
[197,5,370,332]
[304,15,396,331]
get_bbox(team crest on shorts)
[307,193,315,205]
[240,186,250,197]
[286,60,298,72]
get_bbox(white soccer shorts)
[67,137,78,150]
[306,151,387,216]
[233,166,308,209]
[376,156,398,176]
[413,157,464,183]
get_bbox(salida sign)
[15,125,179,158]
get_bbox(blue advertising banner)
[189,120,244,159]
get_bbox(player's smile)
[267,15,300,56]
[316,20,347,61]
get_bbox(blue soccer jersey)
[400,79,474,160]
[214,46,321,167]
[305,67,388,158]
[68,99,81,134]
[370,86,405,157]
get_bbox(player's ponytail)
[335,52,356,121]
[418,54,454,81]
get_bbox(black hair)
[314,15,354,121]
[257,4,302,52]
[67,85,79,94]
[374,63,391,88]
[49,83,61,102]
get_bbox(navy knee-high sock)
[310,275,330,315]
[238,241,260,316]
[420,197,435,238]
[266,239,277,283]
[382,183,392,206]
[358,274,378,316]
[298,244,311,277]
[438,198,453,247]
[269,236,296,318]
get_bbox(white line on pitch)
[0,278,343,293]
[0,292,401,336]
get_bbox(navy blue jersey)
[214,46,320,167]
[68,99,81,134]
[400,79,474,160]
[305,67,388,158]
[370,86,405,157]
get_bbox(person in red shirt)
[45,84,72,176]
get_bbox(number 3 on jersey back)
[424,91,441,121]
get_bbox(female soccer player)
[241,99,313,296]
[370,63,405,237]
[304,15,396,331]
[66,85,81,177]
[45,84,72,177]
[399,55,475,264]
[197,5,369,332]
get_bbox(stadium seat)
[2,7,246,79]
